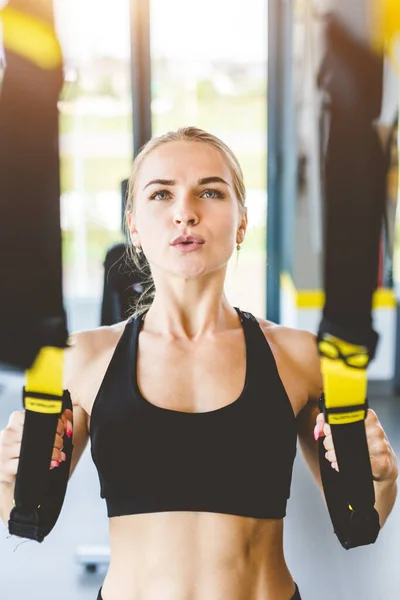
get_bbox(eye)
[201,189,225,199]
[150,189,171,200]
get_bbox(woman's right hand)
[0,409,73,485]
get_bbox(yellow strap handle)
[0,6,62,70]
[25,346,64,414]
[371,0,400,73]
[319,336,369,425]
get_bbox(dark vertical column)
[0,0,68,369]
[280,0,295,280]
[266,0,294,322]
[129,0,152,159]
[319,15,385,344]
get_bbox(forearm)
[374,474,398,528]
[0,481,15,528]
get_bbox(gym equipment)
[0,1,72,542]
[316,11,391,548]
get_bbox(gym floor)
[0,304,399,600]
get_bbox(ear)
[126,211,138,237]
[237,208,248,243]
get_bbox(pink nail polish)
[66,429,72,439]
[314,425,320,441]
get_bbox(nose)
[173,195,199,227]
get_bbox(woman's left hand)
[314,409,398,483]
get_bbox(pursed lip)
[171,235,205,245]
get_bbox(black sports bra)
[90,307,297,519]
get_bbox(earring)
[236,243,241,252]
[136,245,142,255]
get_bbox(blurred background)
[0,1,400,599]
[56,0,268,330]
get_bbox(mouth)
[172,241,204,252]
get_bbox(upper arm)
[63,333,91,480]
[294,331,324,489]
[297,399,322,488]
[67,403,89,479]
[262,321,325,488]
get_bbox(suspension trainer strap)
[0,2,67,371]
[0,3,71,542]
[8,347,73,542]
[317,14,386,549]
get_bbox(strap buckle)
[317,335,371,369]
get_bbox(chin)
[171,266,208,279]
[151,254,228,280]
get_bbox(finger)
[366,422,387,447]
[53,432,64,451]
[51,447,67,464]
[365,408,379,425]
[366,411,390,446]
[322,421,331,437]
[314,412,334,439]
[62,409,73,432]
[0,428,23,446]
[62,408,73,421]
[323,435,334,452]
[60,412,73,438]
[325,449,336,463]
[0,444,21,477]
[56,418,65,436]
[1,457,19,478]
[7,411,25,429]
[314,413,325,440]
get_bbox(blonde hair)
[124,126,247,317]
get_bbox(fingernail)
[314,424,320,441]
[66,429,72,439]
[61,452,67,462]
[50,460,60,469]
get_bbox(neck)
[142,295,239,341]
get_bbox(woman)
[0,127,398,600]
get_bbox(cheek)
[214,213,238,241]
[136,216,167,255]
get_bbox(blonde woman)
[0,127,397,600]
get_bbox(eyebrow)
[143,176,230,190]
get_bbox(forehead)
[137,141,233,185]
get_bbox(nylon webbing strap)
[8,347,73,543]
[0,2,67,371]
[318,421,379,549]
[316,14,385,549]
[317,337,380,548]
[1,5,63,70]
[371,0,400,73]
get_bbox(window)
[150,0,268,317]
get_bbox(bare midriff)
[101,512,296,600]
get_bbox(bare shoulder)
[256,317,317,356]
[63,320,128,411]
[255,316,323,406]
[59,321,128,478]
